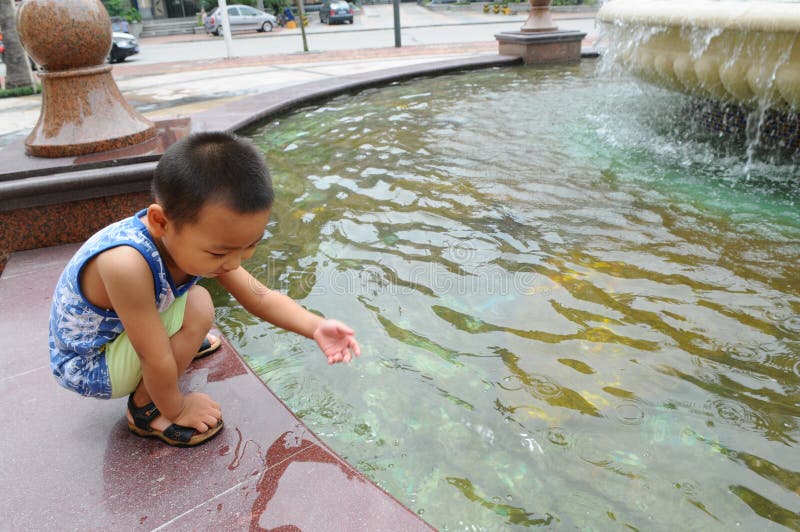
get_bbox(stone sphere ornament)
[17,0,112,70]
[16,0,156,158]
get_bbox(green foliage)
[265,0,290,15]
[0,84,42,99]
[123,7,142,22]
[101,0,124,15]
[100,0,142,23]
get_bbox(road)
[131,5,598,65]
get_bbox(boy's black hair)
[153,131,274,226]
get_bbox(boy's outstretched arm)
[218,267,361,364]
[94,247,220,431]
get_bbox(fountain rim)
[598,0,800,33]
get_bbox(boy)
[49,131,360,447]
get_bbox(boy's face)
[151,201,271,279]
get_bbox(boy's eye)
[208,251,227,258]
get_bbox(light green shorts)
[106,293,188,399]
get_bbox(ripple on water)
[705,399,768,433]
[724,342,767,364]
[764,303,795,323]
[546,426,572,448]
[530,375,564,400]
[614,401,646,426]
[571,428,613,466]
[776,315,800,335]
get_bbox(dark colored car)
[109,31,139,63]
[319,0,353,24]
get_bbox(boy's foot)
[126,394,224,447]
[195,333,222,360]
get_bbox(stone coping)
[495,29,587,44]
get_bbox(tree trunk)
[0,0,35,90]
[257,0,265,11]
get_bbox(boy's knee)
[185,285,215,330]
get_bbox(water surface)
[208,63,800,530]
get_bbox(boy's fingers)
[336,323,355,336]
[349,339,361,357]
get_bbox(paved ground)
[0,4,599,147]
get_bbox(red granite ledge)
[0,246,434,530]
[0,191,150,275]
[1,117,191,182]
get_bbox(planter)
[128,21,143,38]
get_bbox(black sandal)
[126,394,224,447]
[194,334,222,360]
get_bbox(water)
[207,63,800,530]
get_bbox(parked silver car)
[204,5,277,36]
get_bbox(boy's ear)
[146,204,169,237]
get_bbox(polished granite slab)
[0,244,433,530]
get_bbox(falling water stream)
[206,63,799,529]
[597,0,800,174]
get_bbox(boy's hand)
[313,319,361,364]
[172,392,222,433]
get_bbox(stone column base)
[26,65,157,158]
[495,30,587,65]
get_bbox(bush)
[0,84,42,99]
[101,0,142,23]
[265,0,290,15]
[123,7,142,22]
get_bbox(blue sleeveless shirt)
[49,209,199,398]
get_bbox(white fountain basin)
[598,0,800,110]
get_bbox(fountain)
[1,0,798,528]
[598,0,800,150]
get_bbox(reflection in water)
[209,63,800,530]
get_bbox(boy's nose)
[222,255,242,272]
